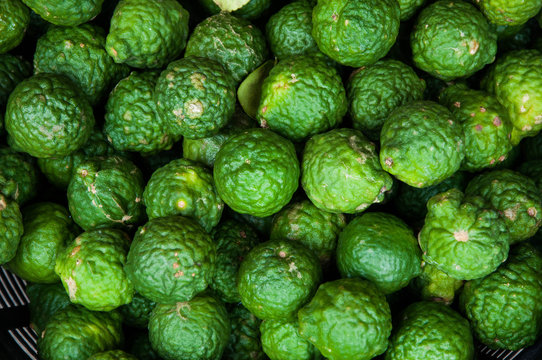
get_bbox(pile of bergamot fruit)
[1,0,542,359]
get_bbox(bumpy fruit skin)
[38,305,123,360]
[184,13,268,83]
[105,71,174,154]
[67,156,145,231]
[214,129,299,217]
[5,73,94,158]
[411,0,497,81]
[298,278,392,360]
[155,56,236,139]
[266,1,319,60]
[460,244,542,350]
[337,212,422,294]
[475,0,542,26]
[465,169,542,243]
[260,319,321,360]
[393,171,467,225]
[143,158,223,232]
[482,50,542,145]
[182,108,255,167]
[198,0,271,20]
[237,239,322,320]
[0,148,38,205]
[34,24,129,106]
[37,129,120,189]
[211,219,259,303]
[27,282,71,334]
[0,0,29,54]
[302,128,393,213]
[411,263,463,305]
[55,228,133,311]
[347,59,425,140]
[257,55,347,142]
[106,0,189,69]
[8,202,78,283]
[223,304,265,360]
[88,350,138,360]
[0,194,23,264]
[312,0,400,67]
[21,0,103,26]
[270,200,346,265]
[119,292,156,329]
[0,54,31,107]
[380,101,464,188]
[398,0,426,20]
[420,189,510,280]
[439,83,513,171]
[125,216,216,304]
[385,301,474,360]
[149,295,230,360]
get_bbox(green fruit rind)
[0,148,39,205]
[223,304,265,360]
[106,0,190,69]
[125,216,216,304]
[26,282,71,334]
[214,128,300,217]
[439,83,513,171]
[5,73,95,158]
[298,278,392,360]
[460,244,542,350]
[475,0,542,26]
[237,60,275,120]
[182,111,255,168]
[393,171,467,223]
[260,319,321,360]
[336,212,422,294]
[37,305,123,360]
[270,200,346,265]
[34,24,129,106]
[0,194,23,265]
[347,59,425,140]
[211,219,259,303]
[410,0,497,81]
[22,0,104,26]
[302,128,393,213]
[104,71,174,154]
[155,56,237,139]
[67,156,145,231]
[411,263,463,305]
[143,158,224,232]
[311,0,400,67]
[149,295,230,360]
[266,1,319,60]
[482,49,542,145]
[257,55,347,142]
[185,13,268,83]
[55,228,134,311]
[419,188,510,280]
[0,0,30,54]
[385,301,474,360]
[465,169,542,243]
[379,100,464,188]
[237,239,322,320]
[8,202,77,283]
[87,350,138,360]
[398,0,426,20]
[0,54,32,107]
[119,292,156,329]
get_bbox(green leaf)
[237,60,275,119]
[213,0,251,11]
